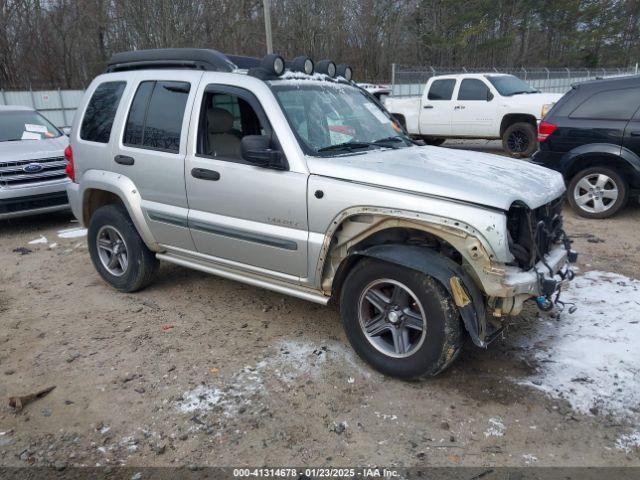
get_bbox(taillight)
[538,121,557,143]
[64,145,76,182]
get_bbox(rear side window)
[123,81,190,153]
[570,87,640,120]
[80,81,126,143]
[457,79,490,101]
[427,80,455,100]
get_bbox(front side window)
[197,90,267,161]
[81,81,126,143]
[428,79,456,100]
[457,79,490,101]
[270,82,412,156]
[570,88,640,121]
[486,75,538,96]
[123,81,190,153]
[0,110,62,142]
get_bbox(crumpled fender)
[353,244,488,347]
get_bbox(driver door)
[184,84,309,279]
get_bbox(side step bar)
[156,252,330,305]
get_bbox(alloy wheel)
[96,225,129,277]
[573,173,619,214]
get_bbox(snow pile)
[615,431,640,453]
[177,384,222,413]
[484,417,506,437]
[520,271,640,418]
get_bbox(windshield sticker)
[21,131,42,140]
[364,103,391,124]
[25,123,48,133]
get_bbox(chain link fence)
[390,65,639,97]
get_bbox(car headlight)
[541,103,554,119]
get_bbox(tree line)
[1,0,639,89]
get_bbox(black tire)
[340,258,463,379]
[424,137,446,146]
[502,122,537,158]
[88,204,159,292]
[567,166,628,219]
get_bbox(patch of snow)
[484,417,506,437]
[28,235,47,245]
[522,454,538,464]
[177,385,222,413]
[374,412,398,421]
[57,227,87,239]
[615,431,640,454]
[518,271,640,418]
[49,242,58,249]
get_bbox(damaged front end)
[496,196,578,315]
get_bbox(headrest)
[207,107,234,134]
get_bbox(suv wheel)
[88,204,159,292]
[502,122,537,158]
[340,258,463,379]
[568,167,628,219]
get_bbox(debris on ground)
[12,247,32,255]
[8,386,56,411]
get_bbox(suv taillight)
[538,121,557,143]
[64,145,76,182]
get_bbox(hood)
[306,145,565,211]
[503,92,563,108]
[0,135,68,162]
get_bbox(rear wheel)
[88,204,159,292]
[567,167,628,219]
[502,122,537,158]
[340,258,463,379]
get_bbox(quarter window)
[570,88,640,121]
[427,79,456,100]
[123,81,190,153]
[457,79,490,101]
[80,81,126,143]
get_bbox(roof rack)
[105,48,260,73]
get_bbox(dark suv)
[532,75,640,218]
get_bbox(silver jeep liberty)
[66,49,576,378]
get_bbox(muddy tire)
[502,122,537,158]
[340,258,463,379]
[88,204,159,292]
[567,167,628,219]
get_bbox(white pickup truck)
[384,73,563,157]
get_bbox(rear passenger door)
[113,71,202,250]
[419,78,456,136]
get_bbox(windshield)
[0,110,62,142]
[486,75,538,96]
[269,81,412,156]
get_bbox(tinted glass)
[428,80,456,100]
[0,110,62,142]
[458,79,490,101]
[123,81,154,146]
[486,75,537,96]
[570,88,640,120]
[80,81,126,143]
[142,81,190,152]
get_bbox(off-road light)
[316,60,336,78]
[261,53,285,76]
[337,64,353,81]
[291,56,314,75]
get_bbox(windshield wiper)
[317,141,396,153]
[373,135,405,146]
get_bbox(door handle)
[630,131,640,137]
[191,168,220,181]
[114,155,134,165]
[423,105,434,109]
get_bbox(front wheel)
[340,259,463,379]
[88,204,159,292]
[567,167,628,218]
[423,137,446,146]
[502,122,537,158]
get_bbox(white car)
[384,73,562,157]
[0,106,69,219]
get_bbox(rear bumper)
[0,180,70,219]
[530,150,564,172]
[502,243,570,296]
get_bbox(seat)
[207,107,241,158]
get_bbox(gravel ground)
[0,195,639,468]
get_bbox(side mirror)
[241,135,284,169]
[487,91,494,101]
[62,127,72,136]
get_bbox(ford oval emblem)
[23,163,44,173]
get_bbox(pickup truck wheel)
[502,122,537,158]
[424,137,446,146]
[567,167,628,219]
[340,258,462,379]
[88,204,159,292]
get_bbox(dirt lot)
[1,199,639,469]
